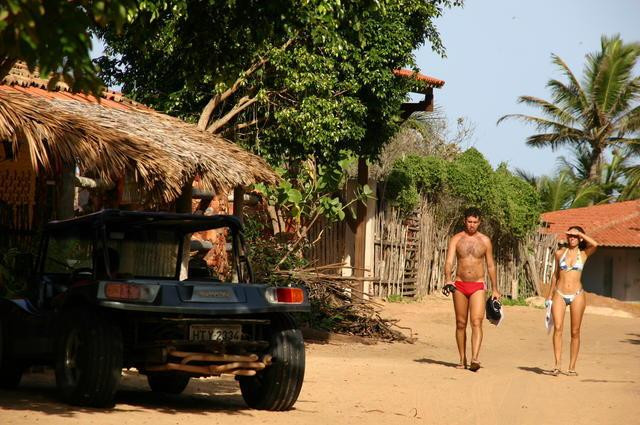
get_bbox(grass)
[500,297,529,306]
[386,294,404,303]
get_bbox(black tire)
[55,309,123,407]
[147,372,190,394]
[239,313,305,411]
[0,318,23,389]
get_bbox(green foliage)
[0,0,137,94]
[242,217,307,284]
[96,0,463,163]
[385,154,447,212]
[385,148,542,238]
[445,148,495,209]
[254,152,371,225]
[491,164,541,238]
[519,146,639,212]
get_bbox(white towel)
[545,300,554,334]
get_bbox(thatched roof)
[0,65,277,203]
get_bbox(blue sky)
[414,0,640,176]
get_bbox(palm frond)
[571,183,606,208]
[619,164,640,200]
[614,103,640,134]
[592,35,640,115]
[498,114,585,146]
[517,95,577,124]
[540,171,575,211]
[551,53,588,112]
[608,76,640,118]
[514,168,539,187]
[554,145,592,182]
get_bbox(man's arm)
[485,237,500,298]
[444,235,458,284]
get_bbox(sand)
[1,296,638,425]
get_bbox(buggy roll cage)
[38,209,255,283]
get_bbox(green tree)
[517,144,639,211]
[385,149,541,237]
[499,35,640,184]
[96,0,462,163]
[0,0,136,94]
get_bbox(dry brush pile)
[276,264,413,342]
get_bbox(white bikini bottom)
[556,289,583,306]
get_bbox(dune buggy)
[0,209,309,410]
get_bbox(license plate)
[189,324,242,341]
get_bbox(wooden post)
[175,179,193,281]
[56,161,75,220]
[175,179,194,213]
[353,157,368,300]
[233,186,245,224]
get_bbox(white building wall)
[582,247,640,301]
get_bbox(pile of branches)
[275,263,413,342]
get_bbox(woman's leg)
[468,289,486,365]
[568,292,586,372]
[551,292,566,370]
[453,290,469,367]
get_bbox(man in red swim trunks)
[444,207,500,371]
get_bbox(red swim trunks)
[454,281,485,298]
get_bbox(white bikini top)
[559,248,583,271]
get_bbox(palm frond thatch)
[0,89,277,203]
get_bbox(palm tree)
[499,35,640,184]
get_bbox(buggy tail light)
[103,282,159,303]
[266,287,305,304]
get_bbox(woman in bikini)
[546,226,598,376]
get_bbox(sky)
[414,0,640,176]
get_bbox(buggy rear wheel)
[239,313,305,411]
[55,309,123,407]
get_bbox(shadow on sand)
[414,358,460,368]
[0,370,252,417]
[518,366,557,376]
[622,333,640,345]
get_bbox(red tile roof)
[541,200,640,248]
[393,68,445,88]
[1,62,150,111]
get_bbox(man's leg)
[452,289,469,368]
[469,289,486,368]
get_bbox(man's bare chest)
[456,237,486,258]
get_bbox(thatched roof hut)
[0,63,277,204]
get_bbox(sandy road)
[0,297,638,425]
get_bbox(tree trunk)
[587,144,603,184]
[353,158,368,301]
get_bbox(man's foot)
[469,361,481,372]
[566,370,578,376]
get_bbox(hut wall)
[0,141,36,250]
